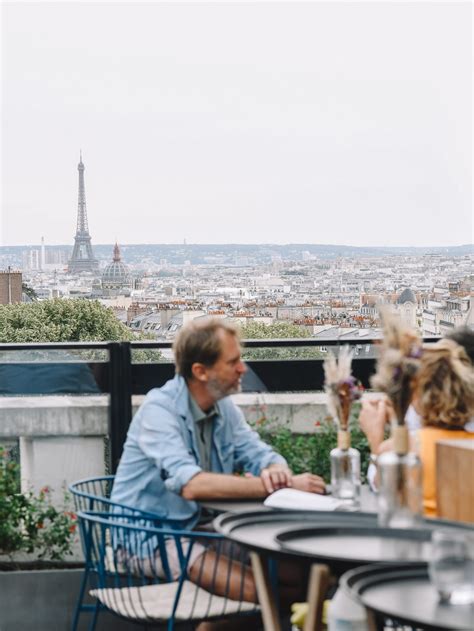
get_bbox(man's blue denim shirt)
[111,374,287,529]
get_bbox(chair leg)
[88,600,101,631]
[250,552,282,631]
[303,563,330,631]
[71,566,90,631]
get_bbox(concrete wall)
[1,395,109,504]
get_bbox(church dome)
[102,243,132,292]
[397,288,416,304]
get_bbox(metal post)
[108,342,132,473]
[7,266,12,304]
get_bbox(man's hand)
[260,463,292,494]
[291,473,326,495]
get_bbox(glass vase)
[377,426,423,528]
[330,430,361,507]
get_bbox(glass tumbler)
[428,530,474,605]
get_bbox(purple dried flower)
[409,346,423,359]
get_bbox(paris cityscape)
[0,155,472,343]
[1,4,473,629]
[2,3,471,349]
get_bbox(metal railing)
[0,337,440,471]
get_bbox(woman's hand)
[359,397,392,454]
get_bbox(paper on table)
[263,488,343,511]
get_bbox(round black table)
[214,508,378,568]
[211,497,472,566]
[213,508,378,631]
[342,563,474,631]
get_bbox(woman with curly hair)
[360,337,474,517]
[413,338,474,515]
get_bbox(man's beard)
[207,377,242,401]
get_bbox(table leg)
[366,608,380,631]
[250,551,282,631]
[303,563,330,631]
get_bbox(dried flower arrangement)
[371,308,422,426]
[324,346,363,432]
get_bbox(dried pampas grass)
[371,307,422,425]
[324,346,362,430]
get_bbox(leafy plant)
[21,283,38,301]
[0,447,77,561]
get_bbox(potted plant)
[0,445,81,630]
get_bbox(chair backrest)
[70,475,177,563]
[69,476,116,513]
[436,439,474,523]
[78,511,259,627]
[69,475,171,521]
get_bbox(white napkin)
[263,488,342,511]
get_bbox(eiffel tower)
[68,153,99,273]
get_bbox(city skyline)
[2,1,472,247]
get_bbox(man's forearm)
[181,472,267,501]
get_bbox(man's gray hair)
[173,317,240,380]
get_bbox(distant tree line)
[0,299,163,366]
[0,299,135,343]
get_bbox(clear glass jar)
[330,431,361,506]
[377,429,423,528]
[429,530,474,605]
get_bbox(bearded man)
[111,317,325,615]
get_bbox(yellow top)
[418,427,474,517]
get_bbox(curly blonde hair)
[415,339,474,429]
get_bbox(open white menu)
[263,488,343,511]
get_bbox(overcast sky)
[1,1,472,247]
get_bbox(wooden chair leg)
[249,552,282,631]
[303,563,330,631]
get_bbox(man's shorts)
[115,537,206,581]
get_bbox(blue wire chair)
[69,475,117,515]
[78,511,260,631]
[69,476,177,631]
